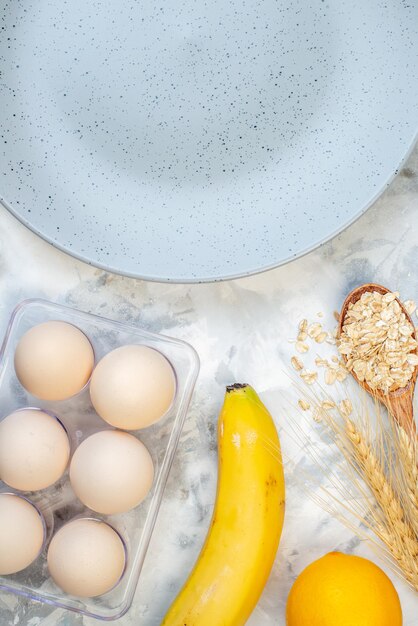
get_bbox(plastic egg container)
[0,299,199,620]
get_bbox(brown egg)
[14,321,94,401]
[0,408,70,491]
[0,494,45,575]
[70,430,154,514]
[90,344,176,430]
[47,518,126,597]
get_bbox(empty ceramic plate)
[0,1,417,281]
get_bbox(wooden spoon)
[338,283,417,433]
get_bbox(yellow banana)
[162,383,285,626]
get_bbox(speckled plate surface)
[1,1,417,282]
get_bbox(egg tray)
[0,299,199,620]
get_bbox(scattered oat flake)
[315,357,329,367]
[295,341,309,353]
[403,300,417,316]
[315,331,327,343]
[324,330,337,345]
[336,368,348,382]
[312,407,323,422]
[308,322,322,338]
[299,319,308,333]
[331,355,339,363]
[297,331,308,341]
[317,312,324,318]
[333,310,340,322]
[300,370,318,385]
[321,400,336,410]
[291,356,303,371]
[298,399,310,411]
[339,399,353,417]
[325,368,337,385]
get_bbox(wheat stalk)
[342,417,418,590]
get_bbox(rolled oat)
[338,290,417,393]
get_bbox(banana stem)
[226,383,249,392]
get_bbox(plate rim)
[1,131,417,284]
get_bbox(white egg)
[0,408,70,491]
[89,344,176,430]
[70,430,154,514]
[0,493,45,575]
[47,518,126,597]
[14,321,94,401]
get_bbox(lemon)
[286,552,402,626]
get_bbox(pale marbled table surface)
[0,147,418,626]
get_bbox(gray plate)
[1,1,417,282]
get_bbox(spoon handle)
[385,391,416,434]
